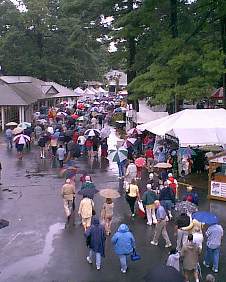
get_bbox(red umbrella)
[135,157,146,167]
[71,113,79,120]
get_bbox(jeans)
[118,162,125,177]
[89,250,101,268]
[119,255,127,271]
[205,246,220,270]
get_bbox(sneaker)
[86,256,92,264]
[96,266,101,270]
[147,222,152,226]
[165,243,172,248]
[212,268,218,273]
[132,213,135,217]
[203,261,210,268]
[121,268,127,274]
[150,241,158,246]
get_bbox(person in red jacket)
[167,173,178,199]
[145,148,154,171]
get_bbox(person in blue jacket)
[111,224,135,274]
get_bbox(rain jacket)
[81,181,95,190]
[166,252,180,272]
[142,190,157,206]
[85,218,106,257]
[111,224,135,255]
[181,241,201,270]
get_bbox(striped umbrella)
[84,129,100,137]
[108,147,128,163]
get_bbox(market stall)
[208,152,226,201]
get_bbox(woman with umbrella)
[13,129,31,160]
[100,189,120,235]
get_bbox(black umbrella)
[144,265,184,282]
[78,188,99,199]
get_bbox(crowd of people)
[3,96,223,281]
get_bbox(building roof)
[0,76,80,106]
[0,83,27,106]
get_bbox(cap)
[168,173,173,177]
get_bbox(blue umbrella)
[192,211,219,225]
[178,147,196,157]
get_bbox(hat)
[168,173,173,177]
[147,184,152,190]
[65,179,71,184]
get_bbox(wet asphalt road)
[0,133,226,282]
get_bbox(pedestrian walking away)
[111,224,136,274]
[85,217,106,270]
[100,198,114,235]
[56,144,66,168]
[142,184,157,225]
[61,179,75,226]
[78,196,94,231]
[125,178,140,217]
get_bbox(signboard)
[210,181,226,199]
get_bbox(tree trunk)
[221,16,226,108]
[127,0,139,112]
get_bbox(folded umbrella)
[192,211,219,225]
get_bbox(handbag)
[131,248,141,262]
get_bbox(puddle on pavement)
[0,222,64,280]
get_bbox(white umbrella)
[6,122,18,126]
[99,189,120,199]
[18,122,31,129]
[108,147,128,163]
[13,134,30,144]
[154,162,172,169]
[56,112,67,117]
[84,129,100,137]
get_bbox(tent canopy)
[137,109,226,147]
[74,87,84,95]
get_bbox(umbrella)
[6,122,18,126]
[84,129,100,137]
[77,116,86,121]
[154,162,172,169]
[56,112,67,117]
[135,157,146,167]
[127,128,142,135]
[60,166,77,178]
[100,127,111,139]
[178,147,196,157]
[175,201,198,214]
[18,122,31,129]
[108,147,128,163]
[144,265,184,282]
[0,219,9,229]
[71,114,79,120]
[99,189,120,199]
[78,188,99,199]
[13,133,30,143]
[37,119,48,124]
[124,138,137,148]
[12,127,23,135]
[192,211,219,225]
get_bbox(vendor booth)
[208,152,226,201]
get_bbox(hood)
[118,224,129,233]
[170,253,180,259]
[92,217,100,226]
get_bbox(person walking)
[117,159,127,179]
[78,196,94,231]
[38,133,49,159]
[167,173,179,199]
[142,184,157,225]
[100,198,114,235]
[125,160,137,183]
[85,217,106,270]
[61,179,75,225]
[181,234,201,282]
[5,128,13,149]
[125,178,140,217]
[111,224,135,274]
[56,144,66,168]
[151,200,172,248]
[203,223,223,273]
[159,181,175,220]
[50,135,58,157]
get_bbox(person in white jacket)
[166,248,180,272]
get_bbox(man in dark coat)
[85,218,106,270]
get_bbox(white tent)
[137,109,226,147]
[74,87,84,95]
[84,88,96,95]
[97,87,108,94]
